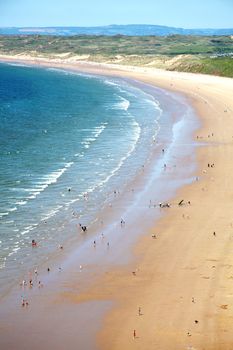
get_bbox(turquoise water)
[0,63,164,291]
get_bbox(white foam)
[20,223,38,235]
[41,205,63,221]
[92,124,107,137]
[12,162,75,208]
[99,121,141,187]
[13,247,20,252]
[27,161,74,200]
[104,80,119,87]
[6,62,29,68]
[0,212,9,218]
[14,200,27,205]
[82,119,141,195]
[113,96,130,111]
[85,137,96,142]
[80,124,107,151]
[8,207,17,212]
[0,262,6,269]
[20,229,30,236]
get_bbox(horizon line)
[0,24,233,30]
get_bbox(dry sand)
[97,67,233,350]
[1,54,233,350]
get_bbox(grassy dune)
[0,34,232,77]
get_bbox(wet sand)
[1,55,233,350]
[97,67,233,349]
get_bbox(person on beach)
[21,280,26,287]
[93,240,96,247]
[79,223,86,231]
[21,297,29,307]
[133,330,136,338]
[120,218,125,227]
[138,307,142,315]
[31,239,37,247]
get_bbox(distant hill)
[0,24,233,36]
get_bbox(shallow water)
[0,63,165,294]
[0,63,200,350]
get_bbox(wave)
[28,162,74,199]
[4,220,14,224]
[47,68,97,81]
[3,162,75,220]
[92,124,107,138]
[81,123,107,150]
[35,162,74,191]
[0,261,6,269]
[112,96,130,111]
[5,62,30,68]
[14,200,27,206]
[0,212,9,218]
[8,246,20,257]
[81,118,141,195]
[20,224,38,236]
[103,79,129,95]
[103,80,119,87]
[40,204,63,222]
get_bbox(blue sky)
[0,0,232,28]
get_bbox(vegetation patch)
[0,34,232,77]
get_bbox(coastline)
[1,54,233,350]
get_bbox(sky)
[0,0,232,29]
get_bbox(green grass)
[0,34,232,77]
[172,57,233,77]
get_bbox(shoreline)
[0,60,197,299]
[1,55,233,350]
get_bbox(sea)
[0,62,196,296]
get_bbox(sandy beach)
[1,54,233,350]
